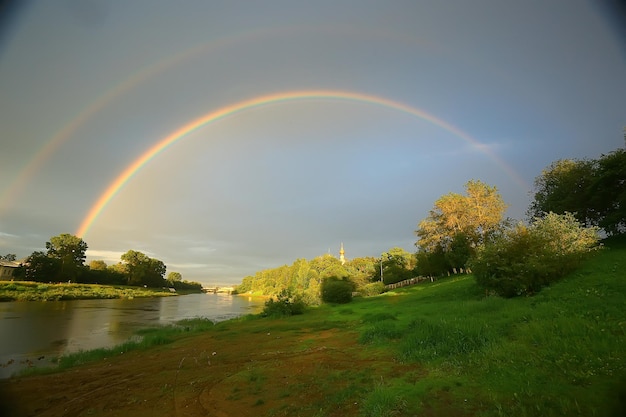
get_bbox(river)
[0,293,265,379]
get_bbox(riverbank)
[1,238,625,416]
[0,281,193,302]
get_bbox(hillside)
[1,236,625,417]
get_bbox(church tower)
[339,242,345,265]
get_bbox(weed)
[360,380,407,417]
[359,322,403,344]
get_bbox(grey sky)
[1,1,624,285]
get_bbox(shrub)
[321,277,353,304]
[261,289,306,317]
[471,212,600,297]
[360,281,386,297]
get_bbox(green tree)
[415,246,448,278]
[89,260,107,271]
[46,233,88,281]
[471,212,600,297]
[321,276,353,304]
[344,256,377,290]
[310,254,348,279]
[0,254,16,261]
[120,250,166,287]
[415,180,507,271]
[121,250,149,285]
[589,148,626,234]
[24,251,60,282]
[527,159,596,226]
[377,248,415,285]
[166,271,182,285]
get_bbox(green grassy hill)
[300,235,626,416]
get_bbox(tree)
[121,250,150,285]
[166,271,182,285]
[589,148,626,234]
[527,159,596,226]
[0,254,17,261]
[377,248,415,285]
[471,212,600,297]
[120,250,166,287]
[89,260,107,271]
[528,149,626,235]
[344,256,377,290]
[321,276,353,304]
[415,180,507,271]
[310,254,348,279]
[46,233,88,281]
[24,251,60,282]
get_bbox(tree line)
[238,145,624,301]
[5,234,202,291]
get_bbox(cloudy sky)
[0,1,624,285]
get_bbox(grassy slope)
[4,237,625,416]
[295,236,626,416]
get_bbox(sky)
[0,1,624,286]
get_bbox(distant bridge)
[201,286,235,294]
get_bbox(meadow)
[2,236,624,417]
[0,281,179,301]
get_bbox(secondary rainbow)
[76,89,526,238]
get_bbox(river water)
[0,293,265,379]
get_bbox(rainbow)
[76,89,527,238]
[1,24,409,214]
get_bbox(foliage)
[0,253,17,261]
[590,148,626,234]
[359,281,386,297]
[414,246,447,277]
[170,279,203,292]
[528,148,626,235]
[370,247,416,284]
[45,233,88,281]
[88,259,107,271]
[261,289,306,317]
[415,180,507,272]
[166,271,182,284]
[121,250,166,287]
[236,253,383,303]
[471,212,600,297]
[24,251,61,282]
[528,158,596,226]
[321,276,353,304]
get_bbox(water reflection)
[0,293,263,378]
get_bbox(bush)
[470,212,600,297]
[360,281,386,297]
[321,277,353,304]
[261,289,306,317]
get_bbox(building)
[0,260,21,279]
[339,243,346,265]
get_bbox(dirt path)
[0,323,404,417]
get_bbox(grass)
[9,235,626,416]
[18,318,218,376]
[0,281,180,301]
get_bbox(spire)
[339,242,345,265]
